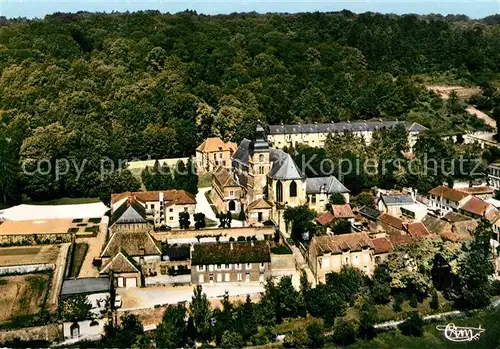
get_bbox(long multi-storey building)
[488,163,500,191]
[267,121,427,150]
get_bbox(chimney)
[159,191,164,203]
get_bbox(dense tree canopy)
[0,11,499,203]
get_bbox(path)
[78,218,108,278]
[49,242,70,309]
[289,244,316,287]
[466,106,497,130]
[196,187,244,227]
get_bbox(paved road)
[79,218,108,278]
[120,283,265,309]
[196,187,244,227]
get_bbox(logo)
[436,323,485,342]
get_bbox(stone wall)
[0,264,54,276]
[0,233,72,246]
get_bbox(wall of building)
[63,319,107,340]
[191,262,271,284]
[313,248,373,284]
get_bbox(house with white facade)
[428,185,471,214]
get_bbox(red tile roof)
[316,211,335,226]
[331,204,355,219]
[196,137,236,153]
[111,190,196,205]
[312,233,374,254]
[459,196,497,218]
[371,237,393,254]
[406,222,431,238]
[379,213,404,230]
[389,233,413,247]
[429,185,470,203]
[456,186,494,195]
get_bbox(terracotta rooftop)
[388,233,414,247]
[196,137,236,153]
[316,211,335,226]
[428,185,470,203]
[379,213,404,230]
[331,204,355,219]
[215,166,240,188]
[456,186,494,195]
[371,237,393,254]
[312,233,374,255]
[111,189,196,205]
[452,220,477,240]
[459,196,497,218]
[406,222,431,238]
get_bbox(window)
[217,264,221,270]
[236,263,241,270]
[209,274,214,282]
[245,272,251,282]
[151,204,155,210]
[169,217,173,221]
[209,265,214,272]
[276,181,283,203]
[375,256,381,264]
[311,195,316,204]
[260,263,265,270]
[259,166,264,174]
[225,264,230,270]
[184,207,188,212]
[198,274,204,283]
[237,273,242,281]
[259,154,264,162]
[289,181,297,197]
[225,273,230,282]
[169,208,173,212]
[354,256,359,265]
[245,263,252,270]
[217,273,222,282]
[230,191,234,196]
[259,273,265,283]
[345,257,349,264]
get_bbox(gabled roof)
[371,237,393,254]
[269,149,304,180]
[443,211,474,223]
[380,194,414,206]
[232,139,251,167]
[452,220,477,240]
[316,211,335,226]
[389,233,414,247]
[109,198,147,227]
[459,196,498,219]
[100,251,140,274]
[167,245,191,261]
[379,213,404,230]
[312,233,373,255]
[428,185,470,203]
[196,137,236,153]
[248,198,272,211]
[191,241,270,265]
[215,167,240,188]
[331,204,355,219]
[406,222,431,238]
[456,186,494,195]
[101,231,162,258]
[305,176,349,194]
[111,190,196,205]
[422,214,452,236]
[358,206,381,220]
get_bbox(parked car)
[114,294,122,308]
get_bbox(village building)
[267,121,427,150]
[428,185,471,213]
[307,233,375,284]
[458,196,499,221]
[377,193,427,219]
[210,167,244,213]
[488,163,500,191]
[195,137,237,173]
[455,186,495,199]
[111,190,196,229]
[191,241,272,284]
[246,198,273,225]
[371,237,393,264]
[100,230,162,288]
[108,197,152,233]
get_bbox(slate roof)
[371,237,394,254]
[428,186,470,202]
[268,121,427,135]
[269,149,304,180]
[312,233,374,255]
[247,198,272,211]
[358,206,381,220]
[60,277,111,296]
[191,241,271,265]
[109,198,148,227]
[215,167,240,187]
[232,139,252,168]
[101,231,162,257]
[380,194,414,206]
[305,176,349,194]
[100,251,140,274]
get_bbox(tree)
[240,295,257,339]
[102,314,146,348]
[179,211,191,230]
[307,284,346,325]
[60,295,93,322]
[100,169,140,204]
[283,205,317,242]
[156,304,188,348]
[331,319,357,346]
[430,288,439,310]
[371,263,392,304]
[329,193,346,205]
[393,294,403,312]
[306,321,325,348]
[190,285,211,340]
[398,312,424,337]
[221,331,244,348]
[452,221,494,310]
[326,266,365,305]
[194,212,206,230]
[331,219,351,234]
[409,294,418,308]
[358,297,377,340]
[276,276,305,321]
[351,192,375,208]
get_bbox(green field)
[349,309,500,349]
[30,197,101,205]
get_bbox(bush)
[409,294,418,308]
[306,322,324,348]
[398,312,424,337]
[393,294,403,312]
[490,280,500,296]
[331,319,356,346]
[430,289,439,310]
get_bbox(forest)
[0,11,499,203]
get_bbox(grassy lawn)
[198,172,212,188]
[30,197,101,205]
[348,308,500,349]
[67,243,89,278]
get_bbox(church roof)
[269,149,304,180]
[305,176,349,194]
[232,139,251,168]
[248,198,272,211]
[109,198,147,227]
